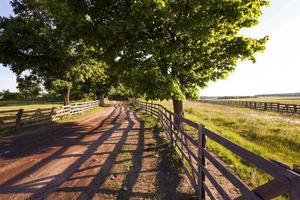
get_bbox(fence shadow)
[0,102,120,160]
[153,127,197,200]
[0,102,196,200]
[0,103,122,197]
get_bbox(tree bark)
[172,98,184,129]
[98,94,105,106]
[63,88,70,105]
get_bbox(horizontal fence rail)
[132,99,300,200]
[198,100,300,115]
[0,100,99,132]
[52,100,99,119]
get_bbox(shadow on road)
[0,102,195,199]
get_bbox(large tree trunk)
[63,88,71,105]
[172,98,184,129]
[98,94,105,106]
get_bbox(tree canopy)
[0,0,269,113]
[0,1,110,104]
[17,74,42,99]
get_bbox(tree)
[1,0,269,120]
[75,61,111,104]
[45,59,110,105]
[0,1,112,105]
[0,0,79,105]
[17,74,42,99]
[55,59,110,103]
[108,83,133,101]
[37,0,269,118]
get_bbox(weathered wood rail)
[133,99,300,200]
[0,100,99,132]
[199,100,300,115]
[52,100,99,119]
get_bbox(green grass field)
[0,99,103,137]
[157,100,300,190]
[0,98,100,111]
[0,100,62,111]
[223,97,300,105]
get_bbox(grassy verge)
[155,100,299,196]
[139,111,182,171]
[0,99,60,105]
[133,106,182,172]
[0,100,62,110]
[0,99,99,111]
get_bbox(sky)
[0,0,300,96]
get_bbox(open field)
[0,99,100,111]
[0,100,104,137]
[0,100,62,111]
[158,100,300,189]
[221,97,300,105]
[0,100,62,137]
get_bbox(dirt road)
[0,102,195,200]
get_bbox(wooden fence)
[199,100,300,115]
[52,100,99,119]
[0,108,55,131]
[0,100,99,132]
[133,99,300,200]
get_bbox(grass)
[0,100,62,111]
[137,109,182,172]
[156,100,300,193]
[0,100,61,137]
[0,98,99,111]
[221,97,300,105]
[0,99,103,123]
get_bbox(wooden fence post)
[15,109,23,130]
[50,107,55,118]
[169,112,174,145]
[291,165,300,199]
[145,102,148,114]
[197,124,206,200]
[35,108,41,118]
[293,164,300,174]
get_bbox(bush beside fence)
[133,99,300,200]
